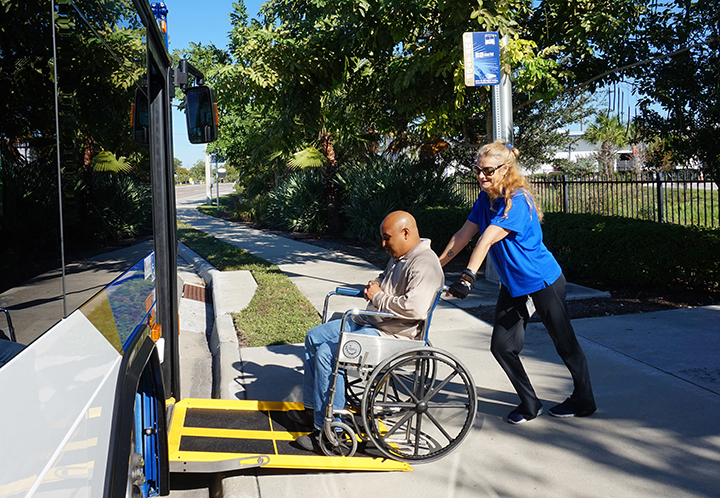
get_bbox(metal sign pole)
[465,31,513,283]
[492,35,513,144]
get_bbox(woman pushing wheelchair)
[442,140,597,425]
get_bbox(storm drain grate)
[183,283,210,303]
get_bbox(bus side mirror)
[131,87,149,144]
[185,85,218,144]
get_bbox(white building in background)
[530,130,595,174]
[534,130,638,174]
[555,130,597,163]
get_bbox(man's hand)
[448,269,476,300]
[364,280,382,301]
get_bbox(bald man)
[293,211,444,451]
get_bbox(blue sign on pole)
[462,32,501,87]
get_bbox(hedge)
[542,213,720,291]
[414,205,475,255]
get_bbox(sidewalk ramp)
[168,398,411,472]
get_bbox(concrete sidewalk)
[176,205,720,498]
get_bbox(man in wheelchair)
[292,211,444,452]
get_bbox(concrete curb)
[177,242,216,284]
[177,242,257,400]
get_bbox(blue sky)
[164,0,265,169]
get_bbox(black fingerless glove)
[448,269,476,299]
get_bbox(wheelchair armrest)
[340,308,397,323]
[335,287,365,298]
[322,286,366,323]
[337,309,404,343]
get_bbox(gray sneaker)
[296,429,320,452]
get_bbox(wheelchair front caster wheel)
[319,421,357,457]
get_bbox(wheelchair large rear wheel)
[360,347,476,463]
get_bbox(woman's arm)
[446,223,510,299]
[438,220,479,267]
[466,224,511,274]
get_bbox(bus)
[0,1,217,496]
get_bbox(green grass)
[533,180,720,228]
[177,221,320,347]
[197,192,241,220]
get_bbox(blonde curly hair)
[477,140,543,222]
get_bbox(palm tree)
[584,114,629,174]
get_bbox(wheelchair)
[317,285,477,463]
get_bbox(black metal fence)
[454,171,720,228]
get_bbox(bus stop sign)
[463,32,501,87]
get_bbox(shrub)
[339,158,463,243]
[233,193,269,223]
[414,205,475,254]
[265,169,326,233]
[232,175,271,223]
[89,173,152,240]
[543,213,720,291]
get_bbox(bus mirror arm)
[174,58,204,91]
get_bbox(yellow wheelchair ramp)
[167,398,412,473]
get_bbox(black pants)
[490,274,596,417]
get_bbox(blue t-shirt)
[468,189,561,297]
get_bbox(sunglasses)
[474,162,508,177]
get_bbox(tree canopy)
[178,0,718,186]
[631,0,719,175]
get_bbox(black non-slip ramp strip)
[273,439,313,456]
[179,436,276,455]
[184,408,271,431]
[269,410,312,433]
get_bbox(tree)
[630,0,719,180]
[189,160,206,183]
[525,0,647,92]
[1,0,149,275]
[514,91,596,172]
[583,113,629,174]
[191,2,569,203]
[183,0,676,231]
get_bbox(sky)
[163,0,265,169]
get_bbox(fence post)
[562,174,568,213]
[656,171,664,223]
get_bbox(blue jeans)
[0,340,25,368]
[303,318,379,429]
